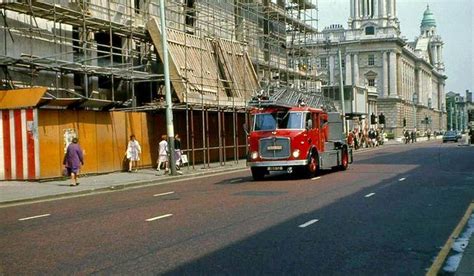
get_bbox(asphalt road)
[1,141,473,275]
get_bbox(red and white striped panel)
[0,109,40,180]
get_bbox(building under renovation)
[0,0,320,180]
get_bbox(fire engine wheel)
[339,149,349,171]
[305,153,319,178]
[251,167,267,181]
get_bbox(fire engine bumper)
[247,160,309,168]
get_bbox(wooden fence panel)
[38,110,62,178]
[96,113,115,172]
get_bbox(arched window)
[365,26,375,35]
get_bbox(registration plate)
[267,166,284,171]
[267,145,283,150]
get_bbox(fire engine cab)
[246,87,352,180]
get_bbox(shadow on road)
[162,144,474,275]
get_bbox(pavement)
[0,135,472,274]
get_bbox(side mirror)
[306,119,313,130]
[243,123,249,135]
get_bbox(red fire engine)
[246,87,352,180]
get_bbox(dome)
[421,5,436,28]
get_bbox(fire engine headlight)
[251,151,259,160]
[292,149,300,158]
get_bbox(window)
[368,54,375,66]
[320,57,327,68]
[365,26,375,35]
[253,112,305,131]
[74,74,83,87]
[368,79,375,87]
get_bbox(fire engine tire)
[304,152,319,178]
[339,148,349,171]
[251,167,267,181]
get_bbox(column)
[367,0,370,17]
[437,46,441,64]
[379,0,386,17]
[441,83,445,111]
[432,46,438,65]
[388,51,397,97]
[439,46,443,62]
[382,51,388,97]
[329,55,335,85]
[355,0,360,18]
[345,54,352,85]
[392,0,397,17]
[428,75,433,108]
[437,83,442,110]
[362,0,366,17]
[373,0,379,17]
[389,0,394,17]
[350,0,355,18]
[416,69,421,104]
[353,53,359,86]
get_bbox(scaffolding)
[0,0,319,167]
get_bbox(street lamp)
[159,0,177,175]
[324,37,346,134]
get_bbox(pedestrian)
[125,134,141,172]
[411,130,416,143]
[174,134,182,170]
[347,131,354,148]
[157,134,169,174]
[63,137,84,186]
[404,129,410,144]
[427,129,431,141]
[368,128,376,147]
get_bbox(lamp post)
[338,47,346,134]
[159,0,177,176]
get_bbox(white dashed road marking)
[399,177,406,181]
[146,214,173,222]
[230,179,242,183]
[153,191,175,197]
[298,219,319,228]
[311,176,321,180]
[365,193,376,198]
[18,214,50,221]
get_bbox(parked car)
[443,131,459,143]
[456,130,462,139]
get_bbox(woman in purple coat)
[63,138,84,186]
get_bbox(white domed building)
[311,1,447,136]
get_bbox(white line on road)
[311,176,321,180]
[230,179,242,183]
[364,193,376,198]
[298,219,319,228]
[18,214,50,221]
[146,214,173,222]
[153,191,175,197]
[399,177,406,181]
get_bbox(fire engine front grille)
[259,137,291,159]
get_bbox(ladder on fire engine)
[248,86,336,111]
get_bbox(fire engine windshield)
[253,112,304,131]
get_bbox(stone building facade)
[446,90,473,132]
[311,0,447,136]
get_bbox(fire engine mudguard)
[339,146,349,170]
[301,147,319,178]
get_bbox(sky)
[317,0,473,96]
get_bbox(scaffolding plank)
[0,87,47,109]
